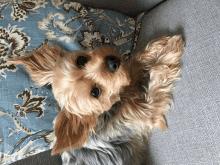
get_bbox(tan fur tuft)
[118,35,184,131]
[6,44,64,86]
[51,108,97,155]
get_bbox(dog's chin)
[102,98,121,118]
[110,96,121,109]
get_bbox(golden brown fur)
[120,35,184,131]
[7,35,184,160]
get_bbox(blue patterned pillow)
[0,1,145,164]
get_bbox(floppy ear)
[122,35,184,131]
[142,35,184,130]
[51,108,97,155]
[6,44,64,86]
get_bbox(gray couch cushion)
[136,0,220,164]
[73,0,164,16]
[10,149,62,165]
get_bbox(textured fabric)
[10,149,62,165]
[72,0,164,17]
[0,1,145,164]
[135,0,220,164]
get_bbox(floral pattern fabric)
[0,0,145,164]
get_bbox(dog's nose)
[105,56,121,73]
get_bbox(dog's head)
[7,46,130,154]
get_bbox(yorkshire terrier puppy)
[7,35,184,165]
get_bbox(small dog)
[7,35,184,165]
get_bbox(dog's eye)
[77,56,88,67]
[91,86,101,98]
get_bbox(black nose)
[77,56,88,67]
[105,56,121,73]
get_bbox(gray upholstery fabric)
[136,0,220,164]
[10,150,62,165]
[73,0,164,16]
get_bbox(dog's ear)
[6,44,64,86]
[124,35,184,131]
[144,35,184,131]
[51,108,97,155]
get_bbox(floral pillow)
[0,0,145,164]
